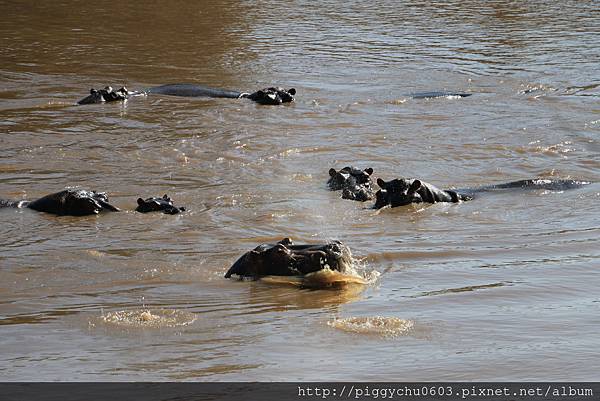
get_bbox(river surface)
[1,0,599,381]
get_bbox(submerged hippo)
[136,194,186,215]
[0,189,120,216]
[408,91,472,99]
[374,177,591,209]
[328,167,375,201]
[77,84,296,106]
[77,86,130,104]
[224,238,352,279]
[1,190,186,216]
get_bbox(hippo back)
[26,189,120,216]
[469,179,591,192]
[409,91,472,99]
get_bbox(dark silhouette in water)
[328,166,375,202]
[408,91,472,99]
[136,195,185,215]
[0,189,120,216]
[1,190,186,216]
[224,238,352,279]
[77,84,296,106]
[374,177,591,209]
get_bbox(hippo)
[224,238,353,279]
[328,167,375,201]
[1,190,186,216]
[77,84,296,106]
[136,194,185,215]
[374,177,591,209]
[76,86,130,105]
[0,189,120,216]
[408,91,472,99]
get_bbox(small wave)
[99,309,196,328]
[563,83,600,96]
[328,316,414,337]
[388,98,408,105]
[516,141,576,156]
[518,83,557,96]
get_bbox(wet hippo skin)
[224,238,352,279]
[136,194,186,215]
[408,91,472,99]
[374,177,591,209]
[0,189,120,216]
[1,190,186,216]
[328,166,375,201]
[77,84,296,106]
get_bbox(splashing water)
[99,309,197,328]
[260,254,380,289]
[328,316,414,337]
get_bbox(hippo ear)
[365,167,374,176]
[329,168,337,177]
[288,88,296,95]
[377,178,387,188]
[137,198,145,206]
[280,237,293,246]
[409,179,421,193]
[163,194,169,199]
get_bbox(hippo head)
[374,178,423,209]
[224,238,352,279]
[225,240,296,278]
[292,240,352,275]
[77,86,130,105]
[136,194,185,215]
[244,87,296,105]
[63,190,121,215]
[328,167,374,190]
[328,167,375,201]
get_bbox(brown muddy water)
[1,1,599,381]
